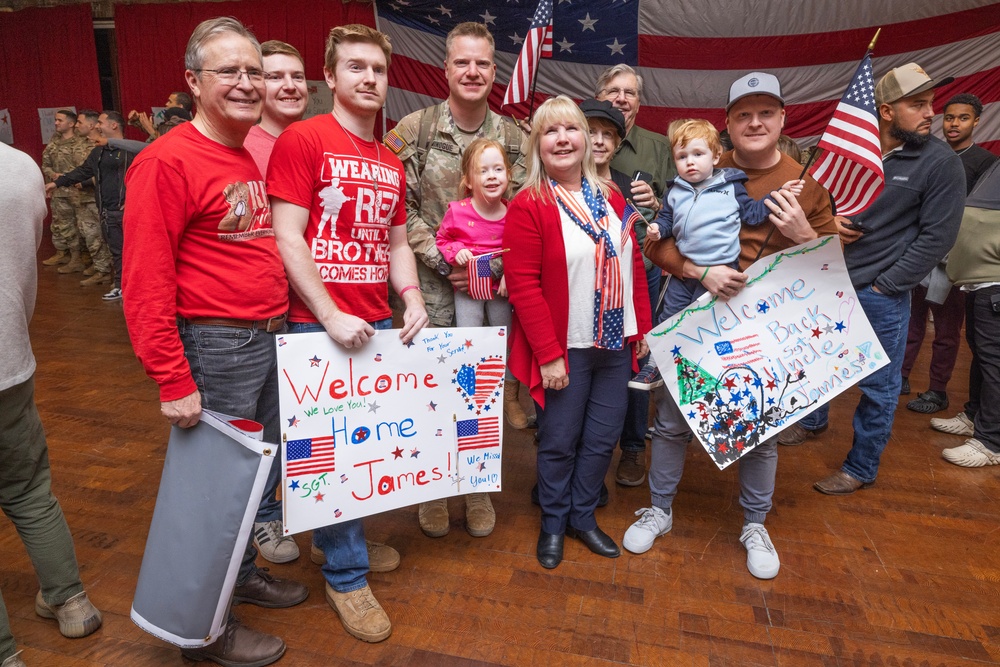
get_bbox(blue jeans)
[288,318,391,592]
[798,403,830,431]
[841,286,910,483]
[538,347,631,534]
[619,264,661,453]
[177,318,283,584]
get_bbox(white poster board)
[277,326,506,534]
[0,109,12,145]
[304,80,332,120]
[38,106,75,144]
[646,237,888,469]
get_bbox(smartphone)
[632,170,653,184]
[842,220,868,233]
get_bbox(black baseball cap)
[578,98,626,139]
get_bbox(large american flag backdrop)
[375,0,1000,154]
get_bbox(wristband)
[700,266,710,281]
[399,285,421,296]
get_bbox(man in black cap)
[814,62,966,495]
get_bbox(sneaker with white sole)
[930,411,975,437]
[740,523,779,579]
[942,438,1000,468]
[34,590,102,638]
[101,287,122,302]
[622,506,672,554]
[628,363,664,391]
[253,519,300,563]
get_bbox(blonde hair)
[446,22,495,61]
[460,138,511,197]
[261,40,303,67]
[325,24,392,72]
[669,118,723,157]
[522,96,608,202]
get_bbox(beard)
[889,121,931,148]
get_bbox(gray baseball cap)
[726,72,784,112]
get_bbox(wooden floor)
[5,246,1000,667]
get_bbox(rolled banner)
[131,410,275,648]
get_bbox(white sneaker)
[942,438,1000,468]
[740,523,779,579]
[253,520,300,563]
[930,411,975,437]
[622,506,672,554]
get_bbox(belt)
[185,314,287,333]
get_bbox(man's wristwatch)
[435,259,453,276]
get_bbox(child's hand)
[455,249,474,266]
[498,275,508,297]
[647,224,661,242]
[781,179,804,197]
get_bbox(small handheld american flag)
[468,252,496,301]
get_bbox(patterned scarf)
[551,178,628,350]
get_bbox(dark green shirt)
[610,124,676,200]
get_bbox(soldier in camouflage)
[383,21,527,539]
[40,109,84,271]
[73,110,112,286]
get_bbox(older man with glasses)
[122,17,308,667]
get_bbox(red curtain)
[115,0,376,140]
[0,5,102,163]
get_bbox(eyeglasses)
[195,68,265,83]
[264,72,307,84]
[603,87,638,100]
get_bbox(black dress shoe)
[232,568,309,608]
[531,483,608,507]
[566,525,620,558]
[536,531,564,569]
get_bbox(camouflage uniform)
[41,133,83,252]
[71,139,111,274]
[385,103,526,326]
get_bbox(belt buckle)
[264,314,285,332]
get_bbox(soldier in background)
[383,21,526,539]
[40,109,84,272]
[72,109,113,287]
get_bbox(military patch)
[429,141,460,155]
[384,128,406,154]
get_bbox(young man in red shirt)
[269,24,427,644]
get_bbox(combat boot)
[42,249,70,266]
[58,250,85,274]
[504,379,530,429]
[80,272,111,287]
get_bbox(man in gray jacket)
[814,62,966,494]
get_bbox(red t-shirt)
[267,114,406,323]
[244,124,278,177]
[123,122,288,402]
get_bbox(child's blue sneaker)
[628,363,663,391]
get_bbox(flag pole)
[751,28,881,264]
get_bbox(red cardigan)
[504,184,652,408]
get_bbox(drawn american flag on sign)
[456,416,501,451]
[286,435,336,477]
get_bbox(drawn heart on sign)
[454,355,505,413]
[837,297,856,333]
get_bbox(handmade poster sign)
[646,236,888,470]
[276,327,506,534]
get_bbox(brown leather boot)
[180,616,285,666]
[232,568,308,608]
[42,249,70,266]
[58,250,85,274]
[504,379,529,429]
